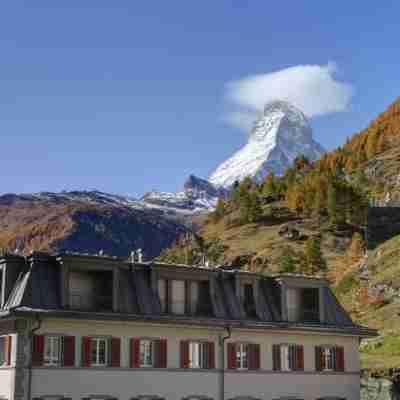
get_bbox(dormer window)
[194,281,213,316]
[242,284,257,318]
[157,278,213,317]
[171,280,185,314]
[69,270,113,312]
[287,287,319,323]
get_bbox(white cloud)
[225,63,353,131]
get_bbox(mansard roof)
[0,252,376,337]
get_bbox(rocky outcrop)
[367,207,400,249]
[361,372,400,400]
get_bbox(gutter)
[219,325,232,400]
[27,313,41,400]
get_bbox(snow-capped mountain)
[209,101,325,188]
[142,175,227,212]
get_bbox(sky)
[1,1,400,197]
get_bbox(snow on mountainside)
[142,175,228,212]
[209,101,325,188]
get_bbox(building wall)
[29,318,361,400]
[32,368,359,400]
[0,369,15,399]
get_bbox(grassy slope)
[335,234,400,370]
[198,204,351,275]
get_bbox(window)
[69,270,113,311]
[91,338,108,367]
[287,288,319,322]
[242,284,257,318]
[0,336,6,366]
[189,341,209,369]
[301,288,319,322]
[323,347,334,371]
[280,344,291,371]
[140,340,154,367]
[158,279,168,313]
[44,336,62,366]
[273,344,303,371]
[316,346,345,372]
[227,342,260,370]
[171,280,185,314]
[235,343,249,370]
[0,267,3,309]
[196,281,213,316]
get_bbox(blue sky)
[1,1,399,196]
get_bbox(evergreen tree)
[239,191,262,224]
[327,182,338,226]
[278,247,298,273]
[366,131,379,159]
[212,198,226,222]
[301,237,327,275]
[263,172,276,195]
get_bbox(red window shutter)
[180,340,189,369]
[81,337,91,367]
[157,339,167,368]
[110,338,121,367]
[249,344,260,370]
[272,344,281,371]
[227,343,236,370]
[63,336,75,367]
[208,342,215,369]
[32,335,44,366]
[335,346,345,372]
[4,336,12,366]
[130,338,140,368]
[296,345,304,371]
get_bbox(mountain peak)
[209,100,324,188]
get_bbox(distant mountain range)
[0,100,325,258]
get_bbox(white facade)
[22,318,361,400]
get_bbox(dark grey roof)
[0,252,376,337]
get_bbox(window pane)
[0,337,5,365]
[189,342,200,368]
[140,340,153,367]
[171,280,185,314]
[91,340,98,364]
[201,342,207,369]
[242,344,248,369]
[323,347,334,370]
[281,345,290,371]
[98,340,106,364]
[44,336,61,365]
[91,338,107,366]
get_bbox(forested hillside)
[158,97,400,371]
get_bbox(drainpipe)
[219,325,232,400]
[27,313,41,400]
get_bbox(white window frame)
[44,336,62,367]
[322,346,335,371]
[91,338,108,367]
[189,341,208,369]
[139,339,154,368]
[235,343,249,370]
[280,344,296,372]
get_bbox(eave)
[4,307,378,338]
